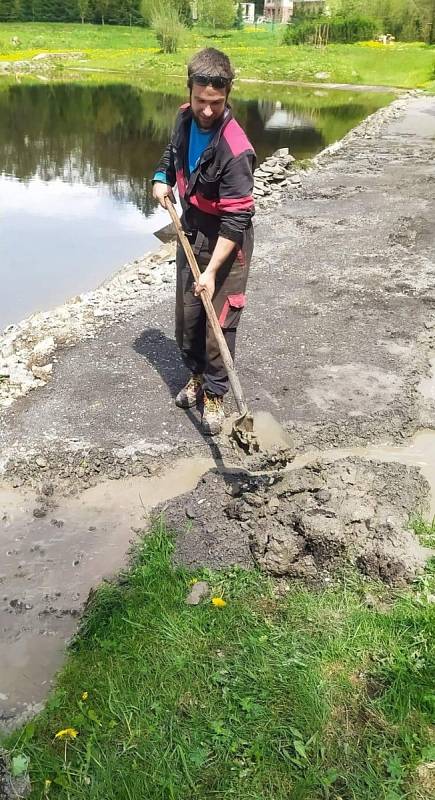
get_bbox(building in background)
[263,0,325,23]
[263,0,292,24]
[240,3,256,23]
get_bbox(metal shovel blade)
[231,410,259,454]
[230,410,296,464]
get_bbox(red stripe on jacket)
[176,169,187,198]
[222,118,254,158]
[189,193,254,216]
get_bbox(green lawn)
[0,22,434,89]
[5,519,435,799]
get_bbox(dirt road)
[1,92,435,729]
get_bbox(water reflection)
[0,80,391,327]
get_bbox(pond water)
[0,78,392,329]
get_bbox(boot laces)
[204,393,223,413]
[187,374,202,391]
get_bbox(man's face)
[190,83,227,130]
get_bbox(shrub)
[283,14,378,45]
[150,3,185,53]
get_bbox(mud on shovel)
[165,197,294,462]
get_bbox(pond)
[0,78,392,329]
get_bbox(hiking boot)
[201,392,225,436]
[175,374,203,408]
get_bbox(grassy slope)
[6,520,435,800]
[0,23,434,89]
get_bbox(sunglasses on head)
[190,73,231,89]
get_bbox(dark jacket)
[155,103,256,247]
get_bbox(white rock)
[32,363,53,380]
[30,335,55,366]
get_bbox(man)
[153,47,255,435]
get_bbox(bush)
[283,14,378,45]
[150,3,184,53]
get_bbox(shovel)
[165,197,258,453]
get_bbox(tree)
[329,0,435,41]
[234,1,244,29]
[94,0,109,24]
[77,0,88,23]
[198,0,235,28]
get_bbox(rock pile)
[0,243,176,409]
[166,458,430,586]
[253,147,301,203]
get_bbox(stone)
[185,503,196,519]
[314,71,331,80]
[33,507,47,518]
[268,497,280,511]
[274,147,289,158]
[138,274,153,285]
[31,363,53,381]
[30,336,55,367]
[185,581,209,605]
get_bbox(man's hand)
[194,268,216,299]
[153,181,175,209]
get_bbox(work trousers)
[175,226,253,397]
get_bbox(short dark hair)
[187,48,235,93]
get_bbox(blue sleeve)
[153,171,170,184]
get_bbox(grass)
[5,518,435,799]
[0,22,434,90]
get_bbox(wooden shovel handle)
[164,196,248,416]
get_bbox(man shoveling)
[153,47,255,436]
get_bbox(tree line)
[328,0,435,42]
[0,0,143,25]
[0,0,240,27]
[0,0,433,41]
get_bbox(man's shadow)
[133,327,228,468]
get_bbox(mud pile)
[166,458,430,585]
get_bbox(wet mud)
[0,457,212,731]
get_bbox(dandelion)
[211,597,227,608]
[81,691,88,701]
[54,727,78,740]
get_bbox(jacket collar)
[176,103,233,156]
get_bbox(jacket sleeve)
[217,151,256,246]
[153,141,176,186]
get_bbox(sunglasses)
[190,73,231,89]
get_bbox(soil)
[1,92,435,730]
[167,458,430,584]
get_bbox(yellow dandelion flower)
[54,727,78,740]
[81,691,88,701]
[211,597,227,608]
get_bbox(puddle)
[1,429,435,730]
[0,456,213,730]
